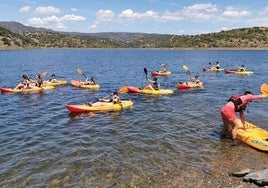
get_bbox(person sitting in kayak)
[144,77,160,90]
[87,92,121,106]
[33,74,43,87]
[237,64,246,72]
[112,91,120,104]
[190,75,200,84]
[49,74,57,82]
[161,64,167,72]
[220,91,267,139]
[209,61,220,70]
[15,75,31,89]
[84,77,96,85]
[215,61,220,69]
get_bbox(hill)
[1,21,268,49]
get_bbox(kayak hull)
[177,82,203,89]
[70,80,100,89]
[41,85,55,90]
[0,87,43,93]
[151,71,171,76]
[236,122,268,151]
[66,100,133,113]
[126,86,173,95]
[43,80,68,86]
[224,69,254,75]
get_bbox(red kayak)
[177,82,203,89]
[151,70,171,76]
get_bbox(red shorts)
[221,105,237,121]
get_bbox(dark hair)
[244,91,253,95]
[113,91,118,95]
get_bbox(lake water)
[0,49,268,187]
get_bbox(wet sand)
[159,143,268,188]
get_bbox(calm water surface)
[0,49,268,187]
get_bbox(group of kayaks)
[203,67,254,75]
[203,66,254,75]
[1,66,268,152]
[0,79,68,93]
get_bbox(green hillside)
[1,22,268,50]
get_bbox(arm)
[147,78,154,83]
[241,94,267,103]
[239,110,245,125]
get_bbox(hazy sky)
[1,0,268,35]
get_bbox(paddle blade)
[261,83,268,96]
[41,71,48,77]
[118,85,128,94]
[77,68,83,75]
[183,65,189,71]
[144,68,147,75]
[144,68,148,79]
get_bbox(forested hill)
[0,21,268,50]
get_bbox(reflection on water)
[0,49,268,187]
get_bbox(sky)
[0,0,268,35]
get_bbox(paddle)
[183,65,191,78]
[261,83,268,96]
[41,71,48,77]
[77,68,88,79]
[118,85,128,94]
[144,68,148,79]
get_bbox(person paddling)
[34,74,43,87]
[15,75,31,89]
[236,64,246,72]
[84,77,96,85]
[49,74,57,82]
[87,92,121,106]
[215,61,220,69]
[190,75,200,84]
[144,77,160,90]
[161,64,167,72]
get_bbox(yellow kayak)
[236,121,268,151]
[43,80,67,86]
[151,70,171,76]
[126,86,174,95]
[66,100,133,113]
[224,69,254,75]
[70,80,100,89]
[42,85,55,90]
[0,85,55,93]
[0,87,43,93]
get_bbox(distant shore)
[1,47,268,51]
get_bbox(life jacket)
[227,95,247,112]
[153,81,159,90]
